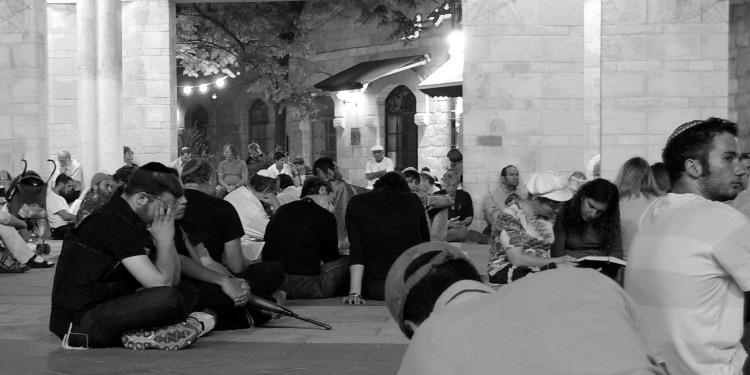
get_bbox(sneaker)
[121,322,199,350]
[186,311,216,338]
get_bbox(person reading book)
[551,179,623,279]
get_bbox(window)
[385,85,418,170]
[248,99,271,154]
[311,96,337,161]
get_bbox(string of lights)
[177,71,241,98]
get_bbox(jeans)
[283,257,349,299]
[62,286,187,348]
[178,280,252,331]
[233,261,286,325]
[446,225,469,242]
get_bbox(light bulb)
[199,84,209,93]
[215,77,227,88]
[182,86,192,95]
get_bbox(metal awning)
[418,56,462,97]
[314,55,429,92]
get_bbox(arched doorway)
[385,85,417,170]
[248,99,271,154]
[311,96,336,162]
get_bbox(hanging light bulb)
[199,84,209,93]
[182,86,192,95]
[212,93,217,99]
[215,77,227,88]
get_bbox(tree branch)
[191,4,247,53]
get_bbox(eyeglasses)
[145,193,182,210]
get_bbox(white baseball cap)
[523,171,572,201]
[371,145,384,152]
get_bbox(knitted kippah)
[666,119,705,144]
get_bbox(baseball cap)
[90,172,112,187]
[523,171,572,201]
[385,242,472,337]
[371,145,384,152]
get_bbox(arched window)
[185,104,209,128]
[248,99,271,154]
[311,96,337,162]
[385,85,417,170]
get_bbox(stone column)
[78,0,97,186]
[97,0,123,173]
[583,0,602,175]
[0,0,49,176]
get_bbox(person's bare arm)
[55,210,77,223]
[222,238,247,275]
[124,201,178,287]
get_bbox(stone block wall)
[1,0,49,177]
[463,0,585,226]
[47,3,79,162]
[731,0,750,150]
[122,0,177,165]
[599,0,730,178]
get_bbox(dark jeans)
[283,257,349,299]
[363,278,386,301]
[51,223,75,240]
[61,286,187,348]
[178,280,254,331]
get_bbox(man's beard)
[698,174,741,202]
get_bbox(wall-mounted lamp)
[336,90,363,105]
[448,30,464,57]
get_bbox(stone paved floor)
[0,240,489,374]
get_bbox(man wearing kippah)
[626,117,750,375]
[76,173,115,221]
[384,242,666,374]
[364,145,394,190]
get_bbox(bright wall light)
[448,30,464,56]
[336,90,363,105]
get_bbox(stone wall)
[463,0,586,229]
[1,0,49,177]
[599,0,729,178]
[47,3,78,164]
[731,0,750,150]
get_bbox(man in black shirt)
[435,169,473,242]
[50,163,211,350]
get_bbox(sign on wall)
[351,128,361,146]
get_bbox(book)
[576,256,626,268]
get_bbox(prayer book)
[575,256,626,268]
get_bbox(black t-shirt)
[178,189,244,263]
[262,199,339,276]
[436,189,474,221]
[50,196,152,336]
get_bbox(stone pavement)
[0,240,490,375]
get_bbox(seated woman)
[552,179,623,278]
[262,177,348,299]
[614,157,661,259]
[488,171,577,284]
[217,144,248,198]
[343,172,430,304]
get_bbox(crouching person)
[49,163,213,350]
[385,242,668,375]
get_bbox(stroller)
[5,159,57,255]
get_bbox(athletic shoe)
[121,322,199,350]
[186,311,216,338]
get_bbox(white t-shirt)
[224,187,269,260]
[625,193,750,375]
[267,163,293,178]
[365,157,394,189]
[46,191,71,229]
[277,186,300,206]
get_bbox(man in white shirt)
[55,150,83,201]
[224,170,280,260]
[365,145,394,190]
[46,174,77,240]
[626,117,750,375]
[267,152,294,178]
[169,147,192,176]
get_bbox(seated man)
[177,159,286,328]
[49,162,214,350]
[55,150,83,202]
[76,173,115,221]
[46,174,77,240]
[312,157,365,251]
[169,147,192,176]
[434,170,472,242]
[385,242,667,375]
[276,174,300,206]
[224,170,280,260]
[267,152,293,178]
[0,211,54,269]
[403,168,452,241]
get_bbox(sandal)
[0,248,29,273]
[26,255,55,269]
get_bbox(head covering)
[256,169,274,178]
[292,157,305,165]
[666,119,704,144]
[181,158,211,181]
[523,171,572,201]
[385,242,472,337]
[90,173,112,187]
[402,167,418,173]
[371,145,384,152]
[180,146,191,154]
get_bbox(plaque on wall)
[350,128,361,146]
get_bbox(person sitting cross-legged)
[46,174,77,240]
[224,169,280,261]
[434,169,473,242]
[49,162,215,350]
[0,211,54,270]
[180,159,286,325]
[263,177,348,299]
[76,173,115,222]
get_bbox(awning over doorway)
[418,56,462,98]
[314,55,429,92]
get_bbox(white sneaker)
[186,311,216,338]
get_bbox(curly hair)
[559,179,621,254]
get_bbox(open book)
[576,256,626,268]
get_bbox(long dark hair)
[560,179,620,253]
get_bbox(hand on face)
[149,198,176,243]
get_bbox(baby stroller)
[5,159,57,255]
